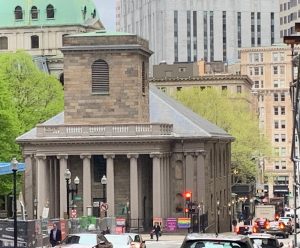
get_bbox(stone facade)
[17,31,233,233]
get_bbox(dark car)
[265,221,289,239]
[254,218,269,230]
[180,233,254,248]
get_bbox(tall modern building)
[117,0,280,71]
[279,0,300,37]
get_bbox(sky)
[94,0,116,31]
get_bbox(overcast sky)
[94,0,116,31]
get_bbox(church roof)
[17,86,232,142]
[0,0,100,28]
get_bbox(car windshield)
[63,235,96,245]
[251,238,277,248]
[183,240,249,248]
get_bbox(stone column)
[127,153,139,220]
[165,153,171,217]
[196,150,207,204]
[104,154,115,217]
[24,154,33,219]
[160,155,166,218]
[35,154,47,218]
[185,152,195,193]
[80,154,92,216]
[57,154,68,219]
[150,152,162,218]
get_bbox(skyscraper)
[118,0,280,72]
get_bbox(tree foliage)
[0,51,64,195]
[174,87,271,183]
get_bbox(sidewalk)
[141,233,186,242]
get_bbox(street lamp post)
[11,158,18,248]
[101,175,107,217]
[217,200,220,234]
[33,198,38,219]
[64,169,80,219]
[228,202,232,231]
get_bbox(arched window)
[92,9,96,18]
[31,6,38,19]
[14,6,23,20]
[31,35,39,49]
[92,59,109,94]
[46,4,55,19]
[82,6,87,19]
[0,37,8,50]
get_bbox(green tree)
[0,51,64,194]
[174,87,271,183]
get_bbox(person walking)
[49,223,62,247]
[153,222,161,241]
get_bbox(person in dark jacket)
[152,222,161,241]
[49,223,62,247]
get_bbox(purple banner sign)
[165,218,177,232]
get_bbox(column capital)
[184,151,195,157]
[80,154,91,159]
[57,154,68,160]
[127,153,139,159]
[150,152,163,159]
[104,153,115,159]
[195,150,207,158]
[35,154,47,160]
[24,154,33,159]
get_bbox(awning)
[0,163,25,176]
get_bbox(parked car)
[278,217,293,234]
[105,234,135,248]
[127,233,146,248]
[180,233,254,248]
[54,233,112,248]
[265,221,289,238]
[248,233,283,248]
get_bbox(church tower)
[62,30,152,124]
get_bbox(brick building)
[17,31,233,232]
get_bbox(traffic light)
[184,192,192,204]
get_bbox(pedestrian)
[49,223,62,247]
[152,222,161,241]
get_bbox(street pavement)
[142,234,185,248]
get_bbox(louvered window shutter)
[92,60,109,94]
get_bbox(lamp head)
[11,158,18,171]
[74,176,80,185]
[101,175,107,185]
[64,168,71,180]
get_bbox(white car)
[127,233,146,248]
[105,234,135,248]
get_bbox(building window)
[31,6,38,19]
[237,12,241,49]
[203,11,208,61]
[273,66,278,75]
[15,6,23,20]
[46,4,55,19]
[274,93,278,101]
[0,36,8,50]
[222,86,227,91]
[174,11,178,62]
[281,147,286,156]
[274,134,279,142]
[209,11,214,61]
[271,12,275,44]
[142,61,146,94]
[281,106,285,115]
[275,161,280,170]
[223,11,227,62]
[281,120,286,129]
[187,11,191,62]
[251,12,255,47]
[274,120,279,129]
[281,161,286,170]
[93,155,106,182]
[193,11,198,62]
[281,134,286,142]
[91,59,109,94]
[254,81,259,88]
[257,12,261,46]
[237,85,242,93]
[281,93,285,101]
[274,107,279,115]
[31,35,39,49]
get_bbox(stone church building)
[17,30,233,232]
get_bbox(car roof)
[68,233,98,237]
[184,233,250,242]
[248,234,277,239]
